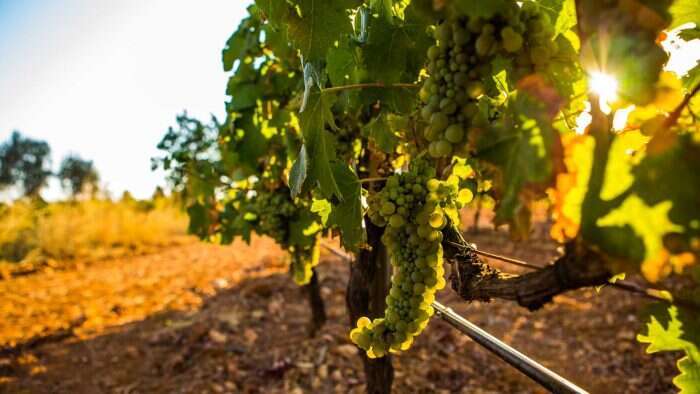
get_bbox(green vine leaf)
[357,2,431,112]
[364,114,400,154]
[326,44,359,87]
[679,27,700,41]
[670,0,700,30]
[287,0,362,61]
[222,10,261,72]
[327,163,364,252]
[231,112,270,174]
[580,134,700,281]
[453,0,509,19]
[476,93,562,235]
[638,304,700,393]
[187,202,212,239]
[363,3,427,84]
[311,198,332,224]
[683,63,700,92]
[256,0,290,27]
[538,0,577,38]
[298,93,343,199]
[289,145,308,198]
[288,208,322,248]
[676,357,700,394]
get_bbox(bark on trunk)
[305,268,326,337]
[346,218,394,394]
[443,225,612,310]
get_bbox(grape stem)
[358,177,388,184]
[666,82,700,128]
[322,82,419,94]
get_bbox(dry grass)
[0,198,190,266]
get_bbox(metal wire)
[432,301,589,394]
[320,243,351,261]
[319,241,696,392]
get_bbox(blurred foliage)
[0,196,188,266]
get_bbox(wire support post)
[431,301,589,394]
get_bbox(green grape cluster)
[249,184,320,285]
[350,161,460,358]
[251,189,296,245]
[419,4,563,158]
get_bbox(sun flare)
[588,72,619,113]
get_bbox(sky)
[0,0,250,199]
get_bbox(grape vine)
[155,1,700,392]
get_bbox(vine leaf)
[363,114,400,154]
[669,0,700,30]
[231,112,270,174]
[676,357,700,394]
[286,0,362,61]
[256,0,290,27]
[453,0,509,19]
[683,63,700,92]
[595,135,699,281]
[358,2,431,112]
[362,3,428,85]
[558,131,700,282]
[476,93,563,237]
[326,44,358,87]
[638,304,700,393]
[679,27,700,41]
[311,198,332,224]
[326,163,364,252]
[289,145,308,198]
[187,202,212,239]
[550,134,594,242]
[222,11,260,72]
[309,167,363,253]
[227,83,263,112]
[538,0,577,38]
[297,93,343,200]
[288,208,322,248]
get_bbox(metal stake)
[432,301,588,394]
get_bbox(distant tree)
[151,186,166,200]
[152,112,222,196]
[120,190,135,203]
[0,131,52,197]
[57,155,99,197]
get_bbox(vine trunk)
[346,218,394,394]
[305,268,326,337]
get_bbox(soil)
[0,226,679,394]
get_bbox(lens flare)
[588,72,619,113]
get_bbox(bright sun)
[588,72,619,113]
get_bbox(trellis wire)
[320,242,589,393]
[431,301,588,394]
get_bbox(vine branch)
[666,82,700,128]
[359,177,388,184]
[444,225,613,310]
[472,244,700,311]
[322,82,419,94]
[444,226,700,312]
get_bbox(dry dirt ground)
[0,227,679,394]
